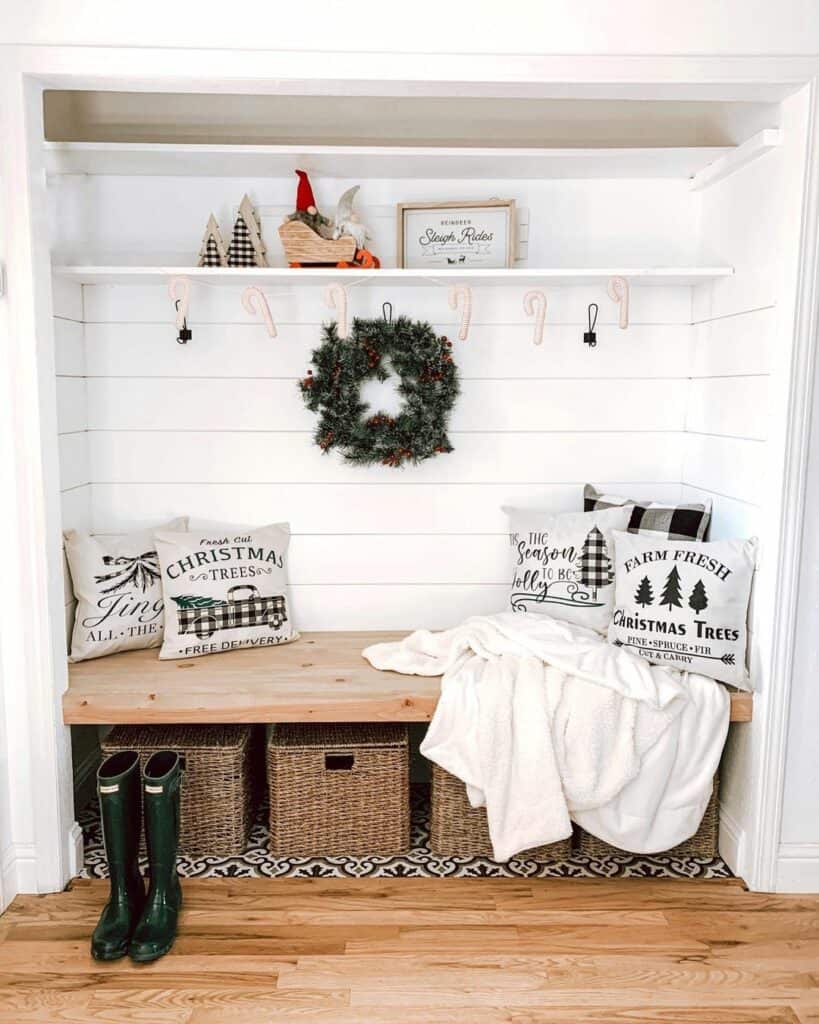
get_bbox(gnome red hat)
[295,170,318,214]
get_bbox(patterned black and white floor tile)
[78,786,732,882]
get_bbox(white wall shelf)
[689,129,782,191]
[51,265,734,287]
[44,141,736,181]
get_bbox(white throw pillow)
[155,522,298,660]
[505,506,633,632]
[608,530,756,688]
[64,518,187,662]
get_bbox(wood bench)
[62,631,754,725]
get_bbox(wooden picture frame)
[396,199,516,269]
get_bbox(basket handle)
[325,753,355,771]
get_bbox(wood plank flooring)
[1,877,817,1023]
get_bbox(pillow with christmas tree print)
[505,506,633,632]
[155,522,298,660]
[608,530,756,688]
[64,518,187,662]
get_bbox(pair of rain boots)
[91,749,183,963]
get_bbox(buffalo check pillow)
[155,522,298,660]
[608,530,756,688]
[506,505,633,632]
[64,518,187,662]
[584,484,711,541]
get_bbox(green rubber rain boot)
[129,751,183,963]
[91,750,145,961]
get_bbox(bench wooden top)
[62,631,753,725]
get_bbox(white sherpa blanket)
[363,613,729,861]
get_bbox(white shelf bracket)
[689,129,782,192]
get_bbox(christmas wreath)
[299,315,459,467]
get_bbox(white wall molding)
[0,844,15,913]
[775,844,819,893]
[1,841,39,901]
[8,45,819,103]
[67,822,84,881]
[718,804,747,880]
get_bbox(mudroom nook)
[43,90,807,880]
[3,25,819,1017]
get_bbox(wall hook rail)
[168,276,192,343]
[242,286,277,338]
[522,289,547,346]
[607,275,630,330]
[584,303,599,348]
[324,284,349,338]
[448,285,472,342]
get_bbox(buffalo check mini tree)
[197,214,229,267]
[227,195,268,268]
[575,526,614,600]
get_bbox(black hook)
[175,299,192,345]
[584,303,598,348]
[382,301,393,324]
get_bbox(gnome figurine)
[286,170,334,238]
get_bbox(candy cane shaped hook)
[324,284,348,339]
[242,286,277,339]
[607,275,630,330]
[448,285,472,342]
[168,276,190,329]
[522,289,547,346]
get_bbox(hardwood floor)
[1,877,818,1023]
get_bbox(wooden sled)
[279,219,381,269]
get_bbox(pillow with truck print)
[505,505,633,633]
[64,518,187,662]
[608,530,756,688]
[155,522,298,660]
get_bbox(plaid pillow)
[584,484,711,542]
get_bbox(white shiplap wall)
[684,121,807,880]
[50,171,706,631]
[59,279,694,629]
[53,276,89,645]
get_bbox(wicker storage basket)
[101,724,254,856]
[267,723,409,856]
[430,763,572,862]
[576,776,720,859]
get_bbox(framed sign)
[397,199,516,269]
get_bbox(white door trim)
[751,78,819,892]
[0,69,79,899]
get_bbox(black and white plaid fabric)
[584,484,711,542]
[200,236,222,267]
[576,525,614,589]
[227,214,258,267]
[178,595,287,636]
[222,594,287,628]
